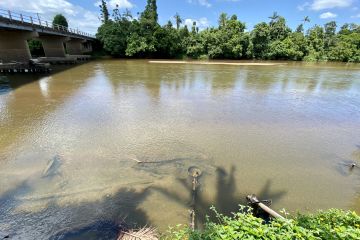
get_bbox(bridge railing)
[0,9,95,38]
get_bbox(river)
[0,60,359,239]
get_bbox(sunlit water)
[0,60,360,239]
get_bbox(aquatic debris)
[188,166,202,178]
[127,155,143,163]
[118,227,158,240]
[188,166,202,230]
[42,155,63,178]
[336,159,360,176]
[247,194,284,220]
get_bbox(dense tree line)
[96,0,360,62]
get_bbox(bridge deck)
[0,9,95,40]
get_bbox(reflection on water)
[0,60,360,238]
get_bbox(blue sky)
[0,0,359,34]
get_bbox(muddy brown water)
[0,60,360,239]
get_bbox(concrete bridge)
[0,9,96,63]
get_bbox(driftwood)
[128,156,186,165]
[118,227,158,240]
[246,194,284,219]
[188,167,202,230]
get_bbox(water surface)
[1,60,360,239]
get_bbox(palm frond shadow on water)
[0,180,152,240]
[152,165,287,228]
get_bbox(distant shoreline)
[148,60,285,66]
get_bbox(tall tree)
[268,12,279,25]
[296,24,304,33]
[324,21,337,50]
[52,14,68,28]
[269,16,291,41]
[99,0,110,23]
[191,21,197,34]
[174,12,182,30]
[296,16,310,33]
[303,16,310,25]
[251,22,271,58]
[219,13,228,28]
[141,0,158,24]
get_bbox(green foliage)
[99,0,110,23]
[52,14,68,28]
[164,206,360,240]
[174,13,183,30]
[95,1,360,62]
[251,22,271,59]
[296,209,360,240]
[28,40,44,57]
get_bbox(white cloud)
[319,11,338,18]
[0,0,101,34]
[297,2,310,11]
[351,13,360,18]
[188,0,212,8]
[310,0,353,11]
[184,17,210,30]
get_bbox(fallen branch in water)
[128,156,143,163]
[118,227,158,240]
[127,156,186,164]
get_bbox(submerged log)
[246,194,284,219]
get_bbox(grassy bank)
[162,206,360,240]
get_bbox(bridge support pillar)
[83,41,93,53]
[0,30,38,63]
[66,39,92,55]
[40,36,69,57]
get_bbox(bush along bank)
[97,0,360,62]
[163,206,360,240]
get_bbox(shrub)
[163,206,360,240]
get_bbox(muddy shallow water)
[0,60,360,239]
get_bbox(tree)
[267,33,306,60]
[296,24,304,33]
[174,13,182,30]
[52,14,68,29]
[191,21,197,34]
[303,16,310,25]
[251,22,271,58]
[219,13,228,28]
[95,1,360,62]
[141,0,158,24]
[296,16,310,33]
[268,12,279,24]
[324,21,337,51]
[99,0,110,23]
[305,25,326,61]
[269,15,291,41]
[28,40,44,57]
[125,0,160,57]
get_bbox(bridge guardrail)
[0,9,95,38]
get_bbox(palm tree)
[174,12,182,30]
[302,16,310,25]
[219,12,228,28]
[268,12,279,21]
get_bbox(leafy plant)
[163,206,360,240]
